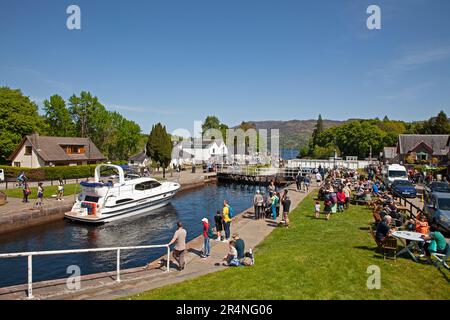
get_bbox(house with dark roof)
[8,133,106,168]
[171,138,228,165]
[382,146,398,164]
[396,134,449,165]
[128,150,151,167]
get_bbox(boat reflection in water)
[0,183,257,288]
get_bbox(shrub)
[0,165,95,181]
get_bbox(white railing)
[0,244,170,299]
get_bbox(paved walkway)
[0,171,216,217]
[0,184,314,300]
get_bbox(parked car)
[423,192,450,235]
[424,181,450,194]
[0,168,4,182]
[391,180,417,198]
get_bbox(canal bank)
[0,172,217,235]
[0,183,313,300]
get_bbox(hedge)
[0,161,127,181]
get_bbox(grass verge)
[3,184,80,199]
[127,192,450,300]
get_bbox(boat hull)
[65,192,177,224]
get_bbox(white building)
[171,138,228,166]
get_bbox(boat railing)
[0,244,171,299]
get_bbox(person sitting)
[421,225,448,264]
[405,213,429,234]
[372,182,380,196]
[232,233,245,261]
[375,215,394,245]
[223,240,240,266]
[388,209,404,227]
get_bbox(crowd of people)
[363,164,449,265]
[16,172,65,206]
[164,198,256,271]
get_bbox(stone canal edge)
[0,184,314,300]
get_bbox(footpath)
[0,184,314,300]
[0,171,216,234]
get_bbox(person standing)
[315,171,322,187]
[35,182,44,207]
[336,188,346,212]
[168,221,187,271]
[295,172,302,191]
[253,190,264,220]
[222,200,232,241]
[57,178,64,201]
[270,192,279,222]
[201,218,211,258]
[281,190,291,227]
[304,174,311,193]
[214,210,224,241]
[315,200,321,219]
[22,181,30,203]
[268,180,276,197]
[343,183,351,209]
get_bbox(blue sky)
[1,0,449,134]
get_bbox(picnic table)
[392,231,429,262]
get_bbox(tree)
[43,94,75,136]
[312,114,323,139]
[146,123,172,178]
[202,116,221,135]
[0,87,47,163]
[408,110,450,134]
[430,111,450,134]
[309,114,324,154]
[105,112,142,160]
[202,115,229,141]
[68,91,107,139]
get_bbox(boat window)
[135,181,161,190]
[150,181,161,188]
[84,196,99,203]
[116,198,133,204]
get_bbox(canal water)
[0,183,262,288]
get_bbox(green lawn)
[3,183,80,199]
[128,192,450,300]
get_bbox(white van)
[384,164,408,186]
[0,169,4,182]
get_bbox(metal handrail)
[0,244,171,299]
[394,194,422,219]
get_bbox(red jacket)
[337,191,346,203]
[202,221,209,237]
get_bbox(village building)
[171,138,228,166]
[128,150,151,168]
[382,146,398,164]
[7,133,106,168]
[396,134,449,165]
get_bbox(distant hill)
[240,119,346,150]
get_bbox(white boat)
[65,164,181,223]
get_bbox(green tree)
[312,114,324,142]
[430,111,450,134]
[43,94,75,136]
[0,87,47,163]
[105,112,142,160]
[146,123,172,178]
[202,115,228,141]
